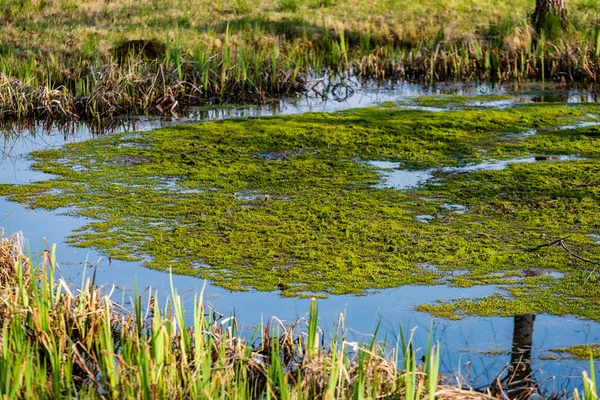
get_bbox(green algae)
[477,349,509,356]
[2,99,600,319]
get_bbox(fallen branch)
[559,240,600,266]
[526,235,572,252]
[527,236,600,281]
[558,239,600,282]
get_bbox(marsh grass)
[0,233,454,399]
[2,0,600,124]
[0,34,308,124]
[0,232,597,398]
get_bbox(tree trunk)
[532,0,568,33]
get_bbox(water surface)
[1,81,599,394]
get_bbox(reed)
[0,233,446,399]
[0,233,597,398]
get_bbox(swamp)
[2,0,600,398]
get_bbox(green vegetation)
[1,231,598,399]
[1,0,600,122]
[2,97,600,320]
[478,349,509,356]
[4,0,600,395]
[0,233,448,399]
[551,344,600,360]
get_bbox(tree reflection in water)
[491,314,539,399]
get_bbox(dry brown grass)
[0,233,30,286]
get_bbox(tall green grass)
[0,232,598,398]
[0,234,447,399]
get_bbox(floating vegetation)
[1,99,600,320]
[551,344,600,360]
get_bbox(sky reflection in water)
[1,81,599,393]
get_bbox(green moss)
[3,99,600,318]
[479,349,509,356]
[410,94,515,108]
[551,344,600,360]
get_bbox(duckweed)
[2,100,600,318]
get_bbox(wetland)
[2,84,600,395]
[4,94,600,305]
[3,0,600,396]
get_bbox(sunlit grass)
[0,233,449,399]
[1,0,600,123]
[0,226,597,398]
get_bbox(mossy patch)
[550,344,600,360]
[2,99,600,318]
[409,94,516,108]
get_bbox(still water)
[1,81,599,395]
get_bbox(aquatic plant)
[551,345,600,360]
[1,99,600,320]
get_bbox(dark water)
[1,81,599,395]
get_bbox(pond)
[1,80,600,395]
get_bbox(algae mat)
[2,99,600,319]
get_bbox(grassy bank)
[0,232,450,399]
[1,0,600,123]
